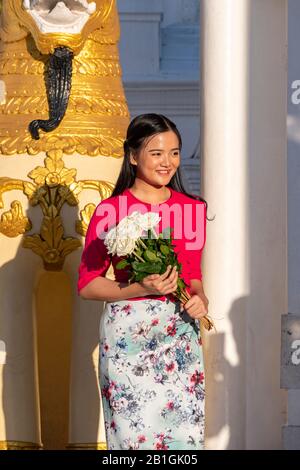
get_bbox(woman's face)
[130,131,181,187]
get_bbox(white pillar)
[281,0,300,450]
[200,0,287,449]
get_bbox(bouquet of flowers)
[103,211,214,331]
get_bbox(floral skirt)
[98,297,205,450]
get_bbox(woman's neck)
[129,179,171,204]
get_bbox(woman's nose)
[161,153,170,166]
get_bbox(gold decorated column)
[0,0,129,449]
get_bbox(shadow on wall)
[0,187,105,449]
[204,296,247,449]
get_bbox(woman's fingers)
[160,265,172,281]
[185,302,207,319]
[184,296,197,310]
[184,295,208,318]
[144,266,179,295]
[158,266,177,287]
[166,267,177,282]
[145,274,160,282]
[187,304,201,316]
[165,266,177,286]
[164,268,178,291]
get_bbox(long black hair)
[111,113,210,217]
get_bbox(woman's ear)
[129,152,137,166]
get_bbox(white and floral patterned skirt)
[98,297,205,450]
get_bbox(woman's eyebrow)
[148,148,180,152]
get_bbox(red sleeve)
[77,205,111,295]
[184,202,207,282]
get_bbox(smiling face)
[129,131,181,188]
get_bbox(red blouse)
[77,187,206,302]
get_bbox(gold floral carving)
[0,200,32,237]
[76,203,97,237]
[0,149,114,270]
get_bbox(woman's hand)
[180,292,209,320]
[140,265,178,296]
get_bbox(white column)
[200,0,287,449]
[281,0,300,450]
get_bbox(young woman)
[77,113,209,450]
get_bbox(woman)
[77,113,209,450]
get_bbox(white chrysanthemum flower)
[117,221,143,240]
[103,226,118,254]
[115,236,137,256]
[140,212,161,231]
[104,211,161,256]
[106,236,118,255]
[104,213,142,255]
[104,230,137,256]
[115,211,145,239]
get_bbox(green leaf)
[177,278,186,289]
[116,259,129,269]
[143,249,160,262]
[135,272,146,282]
[133,261,162,274]
[132,260,144,271]
[160,244,170,255]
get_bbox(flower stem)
[137,238,148,250]
[181,292,190,302]
[133,249,145,263]
[150,227,158,239]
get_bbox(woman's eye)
[150,152,179,157]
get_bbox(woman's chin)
[154,173,173,183]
